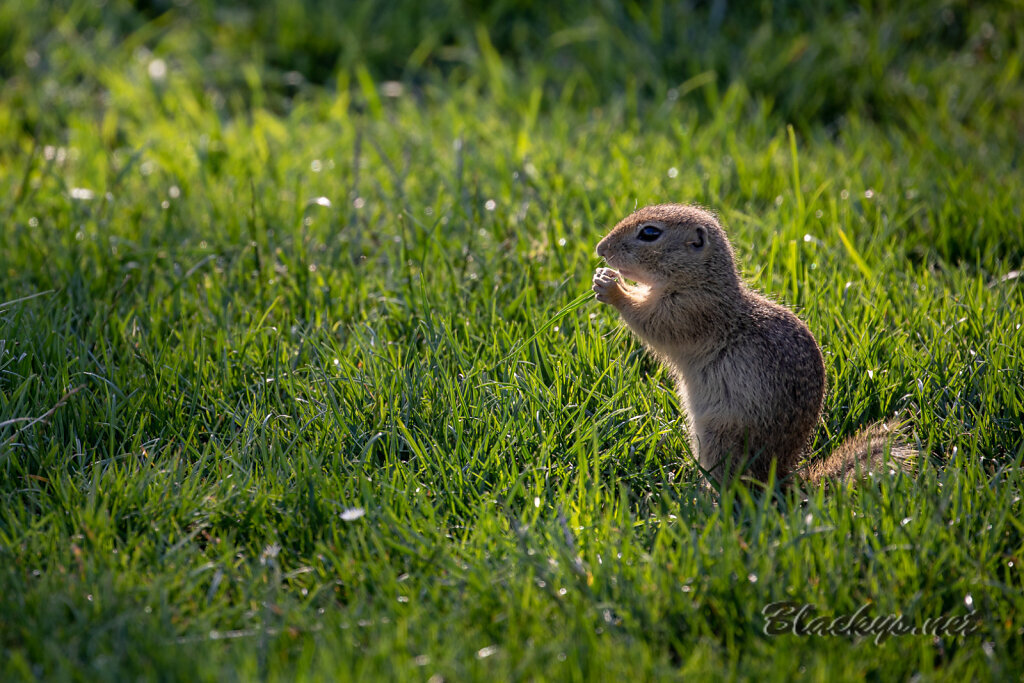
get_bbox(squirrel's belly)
[679,357,809,429]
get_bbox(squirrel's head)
[595,204,739,291]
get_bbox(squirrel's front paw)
[592,267,624,304]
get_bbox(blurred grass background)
[4,0,1023,130]
[1,1,1023,680]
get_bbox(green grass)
[2,1,1023,680]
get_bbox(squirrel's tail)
[802,420,919,485]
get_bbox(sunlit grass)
[1,1,1023,680]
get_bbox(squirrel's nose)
[596,240,608,258]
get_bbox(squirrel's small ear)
[687,226,706,250]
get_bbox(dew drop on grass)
[667,167,679,178]
[381,81,404,97]
[70,188,95,200]
[341,507,365,521]
[353,197,365,209]
[148,58,167,81]
[964,594,974,608]
[310,160,322,172]
[484,199,496,211]
[477,645,498,659]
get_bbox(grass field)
[2,1,1023,679]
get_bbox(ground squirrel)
[593,204,913,487]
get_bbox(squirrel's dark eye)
[637,225,662,242]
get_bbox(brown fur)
[593,204,914,487]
